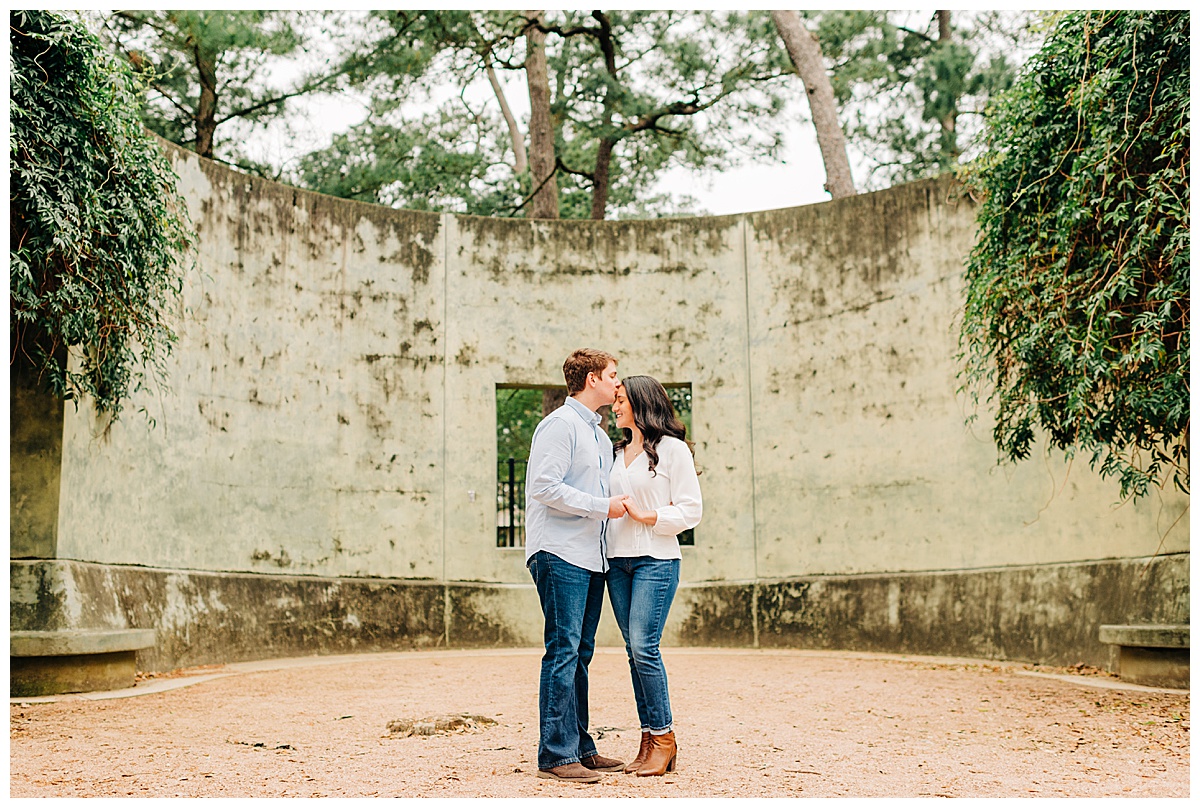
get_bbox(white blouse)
[607,436,702,560]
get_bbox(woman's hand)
[621,495,658,526]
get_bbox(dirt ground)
[8,647,1189,798]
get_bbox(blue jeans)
[605,556,680,732]
[527,550,606,769]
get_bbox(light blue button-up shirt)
[524,396,613,573]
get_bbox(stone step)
[1098,624,1189,690]
[10,629,156,698]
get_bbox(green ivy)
[959,11,1189,500]
[10,10,193,423]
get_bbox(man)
[525,348,627,783]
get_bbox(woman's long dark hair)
[614,375,696,476]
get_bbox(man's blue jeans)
[605,556,680,732]
[527,550,606,769]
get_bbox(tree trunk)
[487,65,528,175]
[523,11,559,219]
[591,137,614,220]
[937,9,951,41]
[193,46,218,159]
[771,10,856,199]
[590,11,617,220]
[936,10,958,158]
[542,387,567,417]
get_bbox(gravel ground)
[8,647,1189,798]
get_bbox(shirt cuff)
[652,507,678,535]
[592,495,610,519]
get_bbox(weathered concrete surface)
[749,553,1189,667]
[13,144,1188,673]
[665,554,1190,669]
[744,181,1188,575]
[7,558,638,665]
[55,159,448,580]
[10,560,451,671]
[669,581,760,647]
[9,360,63,560]
[12,552,1186,673]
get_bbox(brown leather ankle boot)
[636,730,677,776]
[624,731,652,774]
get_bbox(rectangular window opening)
[496,382,695,548]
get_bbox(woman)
[606,375,702,776]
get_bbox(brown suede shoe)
[536,762,602,783]
[581,753,626,772]
[624,732,652,774]
[636,731,677,777]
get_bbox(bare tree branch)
[504,157,561,216]
[556,156,594,183]
[486,63,528,175]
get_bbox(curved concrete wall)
[17,144,1187,670]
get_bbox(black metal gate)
[497,458,526,547]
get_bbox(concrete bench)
[10,629,157,697]
[1098,624,1189,689]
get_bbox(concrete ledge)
[10,629,157,697]
[11,629,157,657]
[1098,624,1189,690]
[1098,624,1189,649]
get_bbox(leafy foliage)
[10,10,193,421]
[812,10,1041,187]
[497,388,548,465]
[959,10,1189,499]
[543,9,789,219]
[299,104,524,215]
[297,10,527,214]
[103,10,337,172]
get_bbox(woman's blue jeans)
[527,550,606,769]
[605,556,680,732]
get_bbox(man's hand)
[607,496,628,518]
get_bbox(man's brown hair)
[563,348,617,395]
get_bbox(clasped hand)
[607,495,656,525]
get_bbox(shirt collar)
[565,395,602,427]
